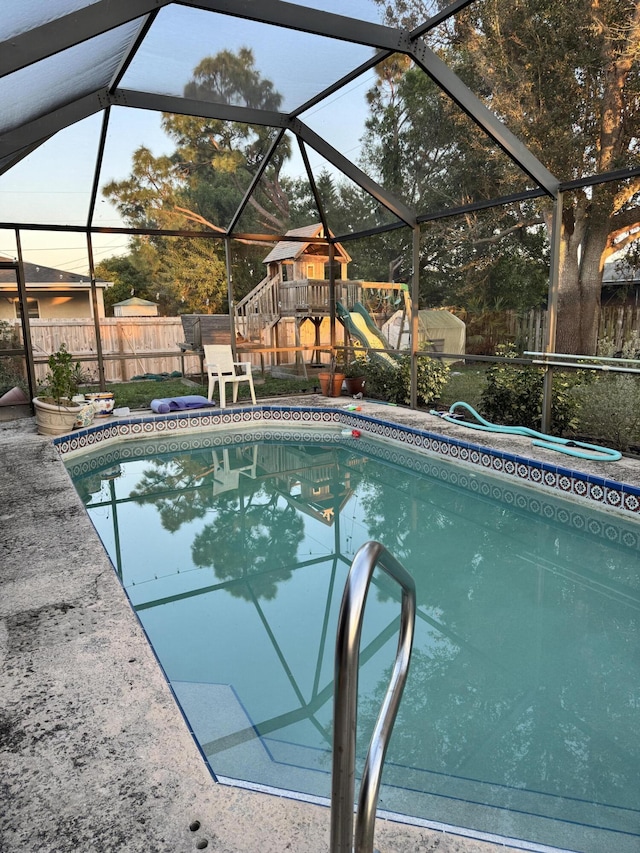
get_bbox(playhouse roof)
[262,224,351,265]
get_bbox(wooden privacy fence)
[503,307,640,353]
[18,305,640,386]
[28,317,199,383]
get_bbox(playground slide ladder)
[331,541,416,853]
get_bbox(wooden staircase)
[234,273,280,343]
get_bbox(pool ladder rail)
[331,541,417,853]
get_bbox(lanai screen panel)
[121,5,377,113]
[0,0,103,40]
[0,22,142,135]
[285,0,389,24]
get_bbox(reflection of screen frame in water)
[66,429,640,853]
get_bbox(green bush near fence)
[570,336,640,451]
[479,345,581,435]
[359,355,450,407]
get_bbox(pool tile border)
[54,404,640,518]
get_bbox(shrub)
[570,335,640,451]
[0,320,28,398]
[479,345,580,435]
[360,355,449,407]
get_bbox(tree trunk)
[554,198,611,356]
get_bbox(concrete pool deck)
[2,398,639,853]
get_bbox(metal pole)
[329,241,336,350]
[330,541,416,853]
[225,237,237,360]
[541,192,563,433]
[14,230,37,402]
[86,232,106,389]
[410,226,420,409]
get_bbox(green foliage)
[359,355,449,407]
[102,48,292,313]
[479,346,580,434]
[40,343,84,404]
[0,321,28,398]
[570,335,640,451]
[438,365,489,410]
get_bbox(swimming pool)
[64,417,640,853]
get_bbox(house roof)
[262,224,351,265]
[0,255,108,287]
[602,258,640,284]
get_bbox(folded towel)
[151,395,216,414]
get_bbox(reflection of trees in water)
[355,469,639,805]
[192,490,304,600]
[127,447,306,600]
[130,450,217,532]
[357,643,634,804]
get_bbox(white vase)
[33,397,83,436]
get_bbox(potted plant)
[318,351,346,397]
[343,356,367,396]
[33,343,85,435]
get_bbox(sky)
[0,0,384,275]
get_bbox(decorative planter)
[344,376,365,396]
[318,372,345,397]
[74,401,95,429]
[33,397,83,436]
[86,392,115,417]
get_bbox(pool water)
[68,434,640,853]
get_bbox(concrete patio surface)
[1,399,638,853]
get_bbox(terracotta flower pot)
[344,376,365,396]
[318,372,345,397]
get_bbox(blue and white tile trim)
[55,404,640,519]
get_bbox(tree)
[103,48,292,312]
[373,0,640,353]
[360,55,549,311]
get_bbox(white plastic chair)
[203,345,257,408]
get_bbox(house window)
[307,263,315,278]
[15,298,39,319]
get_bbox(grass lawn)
[85,375,318,410]
[437,364,489,410]
[81,363,491,412]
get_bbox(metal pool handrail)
[331,541,416,853]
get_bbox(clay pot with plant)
[33,343,85,435]
[318,352,345,397]
[343,356,367,396]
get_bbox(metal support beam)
[227,129,286,233]
[13,232,37,402]
[410,226,421,409]
[292,119,417,227]
[117,89,289,128]
[182,0,411,51]
[86,233,107,390]
[225,237,237,360]
[410,42,559,196]
[541,192,563,434]
[0,0,168,78]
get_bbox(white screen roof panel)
[285,0,386,24]
[0,0,103,40]
[0,20,142,135]
[122,5,376,113]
